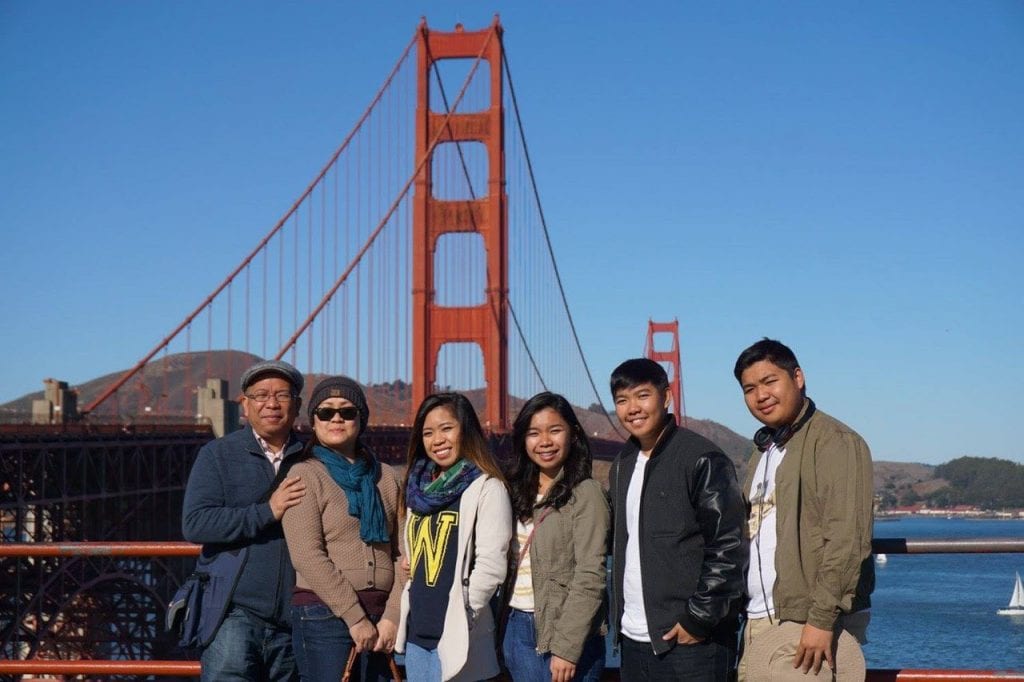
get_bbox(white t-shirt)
[747,442,785,618]
[621,451,650,641]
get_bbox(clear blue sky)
[2,1,1021,464]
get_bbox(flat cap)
[240,360,304,393]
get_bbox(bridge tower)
[411,19,509,430]
[644,319,686,425]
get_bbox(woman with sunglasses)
[395,392,513,682]
[281,376,406,682]
[501,392,610,682]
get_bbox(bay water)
[867,516,1024,671]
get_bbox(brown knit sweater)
[281,455,407,627]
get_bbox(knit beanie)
[308,376,369,433]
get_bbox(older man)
[182,360,307,681]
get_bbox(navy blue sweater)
[182,426,303,625]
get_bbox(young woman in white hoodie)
[396,392,513,682]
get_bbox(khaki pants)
[737,611,870,682]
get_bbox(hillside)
[0,350,265,419]
[12,351,1000,506]
[874,460,944,507]
[0,350,716,434]
[1,350,752,466]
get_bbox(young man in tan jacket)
[735,339,874,681]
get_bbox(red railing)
[2,660,1022,681]
[2,540,1023,680]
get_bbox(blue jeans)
[201,606,297,681]
[403,640,442,682]
[619,634,732,681]
[291,603,392,682]
[502,609,605,682]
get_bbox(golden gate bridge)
[2,18,1021,681]
[73,16,618,434]
[2,17,641,673]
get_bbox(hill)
[14,353,1017,507]
[874,460,943,508]
[930,456,1024,508]
[0,350,265,419]
[0,349,752,466]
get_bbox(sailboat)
[996,571,1024,615]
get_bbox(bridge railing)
[1,540,1023,681]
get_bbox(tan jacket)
[742,402,874,631]
[281,457,406,627]
[528,478,610,664]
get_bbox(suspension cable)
[428,56,548,391]
[83,33,418,415]
[276,29,497,359]
[501,45,625,439]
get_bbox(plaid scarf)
[405,457,480,515]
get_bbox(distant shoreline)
[875,512,1024,520]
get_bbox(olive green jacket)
[526,477,610,664]
[742,401,875,631]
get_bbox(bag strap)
[342,648,403,682]
[494,504,556,648]
[514,505,555,573]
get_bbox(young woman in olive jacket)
[502,392,610,682]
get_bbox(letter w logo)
[407,511,459,586]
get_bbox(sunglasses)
[314,406,360,422]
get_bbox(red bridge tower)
[411,20,509,430]
[644,318,686,425]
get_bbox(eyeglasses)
[314,406,360,422]
[245,391,295,404]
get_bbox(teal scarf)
[312,445,389,544]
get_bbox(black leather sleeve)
[676,452,749,638]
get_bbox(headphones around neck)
[753,398,816,452]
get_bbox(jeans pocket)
[296,603,334,622]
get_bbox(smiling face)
[525,407,571,484]
[313,397,360,459]
[740,359,806,430]
[613,381,671,451]
[421,405,462,472]
[241,375,299,449]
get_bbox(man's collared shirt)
[254,433,286,473]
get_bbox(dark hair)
[610,358,669,397]
[400,392,506,509]
[733,338,801,382]
[507,392,593,522]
